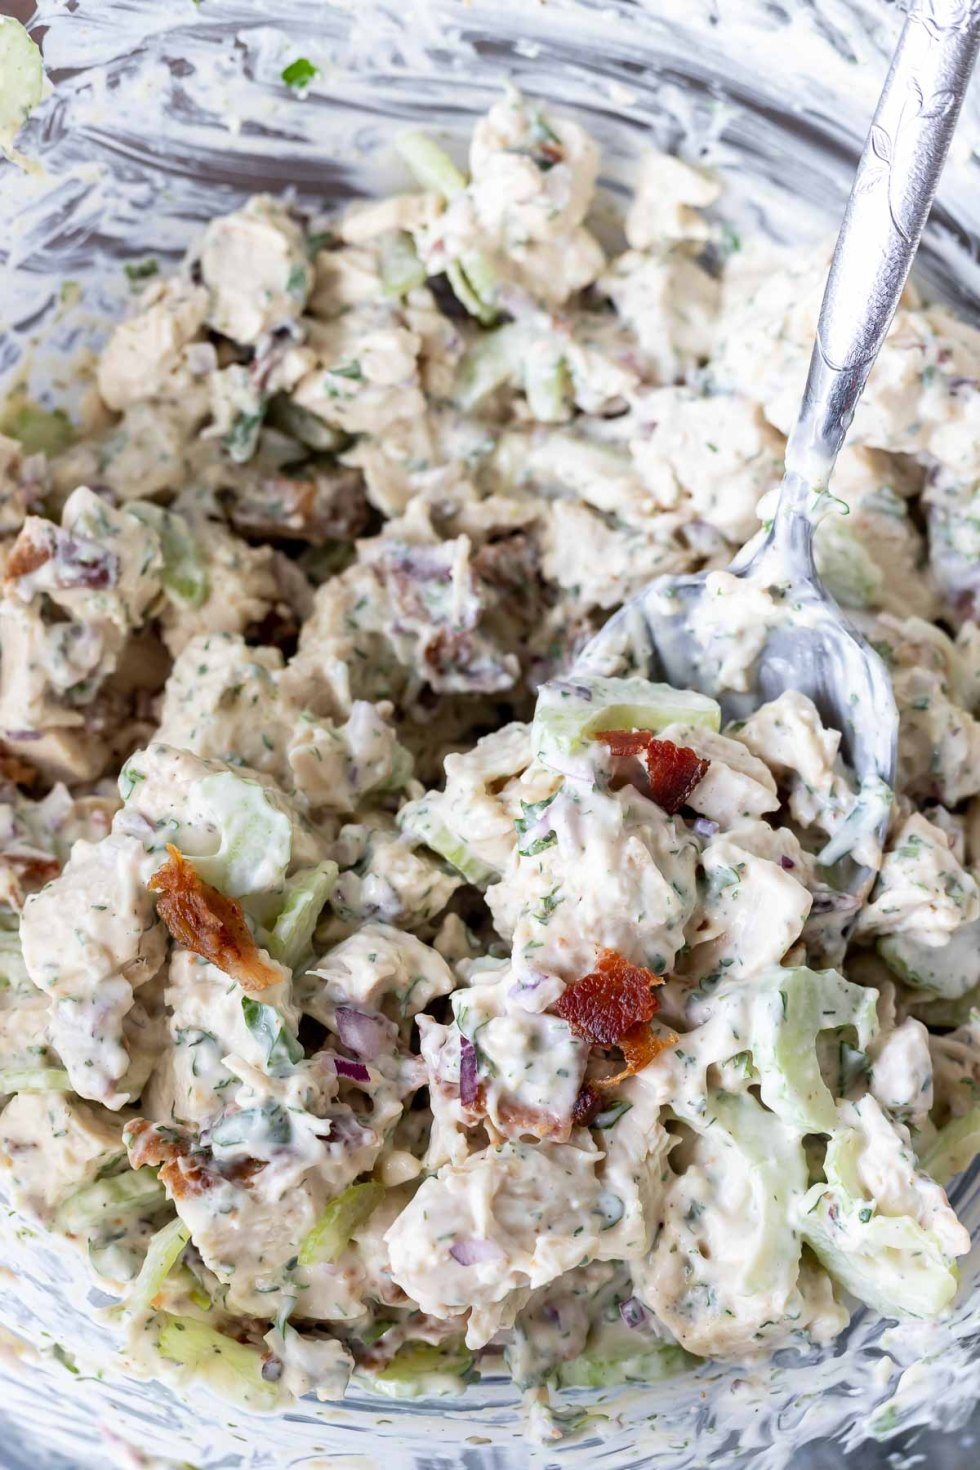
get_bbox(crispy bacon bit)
[125,1117,192,1171]
[230,467,368,544]
[149,844,284,993]
[3,850,60,884]
[601,1021,680,1087]
[125,1118,262,1200]
[4,535,51,582]
[494,1098,567,1141]
[0,750,38,786]
[599,730,710,815]
[555,948,662,1047]
[571,1083,602,1127]
[127,1118,170,1164]
[557,950,678,1110]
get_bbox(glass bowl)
[1,2,979,1466]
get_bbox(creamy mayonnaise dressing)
[0,84,977,1449]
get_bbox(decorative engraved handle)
[783,0,980,489]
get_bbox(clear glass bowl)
[1,2,979,1466]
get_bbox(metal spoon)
[577,1,980,906]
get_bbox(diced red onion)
[690,816,719,838]
[619,1296,649,1331]
[449,1237,502,1266]
[334,1057,371,1084]
[335,1005,387,1062]
[459,1035,479,1107]
[3,730,41,742]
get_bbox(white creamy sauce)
[0,3,979,1469]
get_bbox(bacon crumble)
[555,948,661,1046]
[557,949,678,1115]
[148,844,284,993]
[4,534,51,582]
[0,748,39,786]
[125,1117,262,1200]
[598,730,709,814]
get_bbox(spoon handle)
[785,0,980,487]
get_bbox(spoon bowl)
[578,0,980,907]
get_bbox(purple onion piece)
[690,816,719,838]
[779,855,796,870]
[459,1035,479,1107]
[335,1005,387,1062]
[449,1237,502,1266]
[619,1296,649,1331]
[3,730,41,742]
[334,1056,371,1084]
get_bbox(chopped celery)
[0,17,45,164]
[745,965,878,1133]
[264,861,338,971]
[555,1340,691,1389]
[55,1169,166,1234]
[131,504,209,610]
[380,231,427,296]
[128,1218,191,1315]
[921,1107,980,1187]
[397,797,499,887]
[801,1194,961,1319]
[298,1181,385,1266]
[0,928,30,991]
[800,1111,962,1318]
[814,517,884,610]
[369,1339,475,1399]
[395,132,467,199]
[393,127,500,323]
[532,673,720,774]
[879,918,980,1000]
[454,323,529,411]
[0,1066,71,1093]
[155,1312,281,1411]
[0,400,74,456]
[190,772,292,898]
[241,995,303,1076]
[707,1091,808,1293]
[266,394,349,451]
[524,352,571,424]
[446,255,498,326]
[159,519,209,609]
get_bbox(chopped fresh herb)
[592,1099,633,1130]
[241,996,303,1076]
[223,408,264,463]
[327,359,363,382]
[281,57,319,92]
[123,258,159,283]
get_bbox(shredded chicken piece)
[148,844,284,993]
